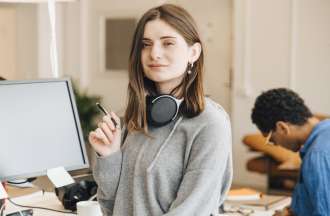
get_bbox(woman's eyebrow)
[160,36,177,39]
[142,36,177,41]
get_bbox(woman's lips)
[148,64,168,68]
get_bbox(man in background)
[251,88,330,216]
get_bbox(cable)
[7,178,37,185]
[7,198,77,215]
[11,203,23,216]
[88,194,97,201]
[7,181,28,185]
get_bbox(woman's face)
[141,19,197,94]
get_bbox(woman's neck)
[155,77,184,98]
[156,84,182,98]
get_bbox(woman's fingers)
[110,112,121,129]
[102,114,121,131]
[98,122,114,142]
[95,128,110,145]
[89,131,103,146]
[89,131,112,156]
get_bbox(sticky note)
[47,167,75,188]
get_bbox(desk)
[4,186,290,216]
[4,188,75,216]
[3,174,94,215]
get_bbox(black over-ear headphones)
[55,180,98,211]
[146,94,183,127]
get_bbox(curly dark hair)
[251,88,312,133]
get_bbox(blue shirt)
[291,120,330,216]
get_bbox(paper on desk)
[47,167,75,188]
[0,183,8,199]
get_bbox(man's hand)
[273,207,294,216]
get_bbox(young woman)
[89,4,232,216]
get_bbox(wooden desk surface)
[4,177,75,215]
[4,190,75,215]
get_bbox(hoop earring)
[187,62,193,75]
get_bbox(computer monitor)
[0,79,89,181]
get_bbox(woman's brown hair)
[124,4,205,133]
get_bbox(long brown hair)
[124,4,205,133]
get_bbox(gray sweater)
[93,98,233,216]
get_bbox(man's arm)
[243,134,301,170]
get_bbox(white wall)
[0,6,16,79]
[16,4,38,79]
[0,2,83,81]
[232,0,330,188]
[0,4,37,80]
[294,0,330,114]
[0,3,71,80]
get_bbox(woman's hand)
[88,112,121,157]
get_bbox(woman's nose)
[150,44,162,60]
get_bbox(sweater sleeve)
[92,150,123,215]
[164,112,233,216]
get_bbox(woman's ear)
[276,121,290,135]
[189,42,202,63]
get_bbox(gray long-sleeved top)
[93,98,233,216]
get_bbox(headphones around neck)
[146,94,183,127]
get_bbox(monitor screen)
[0,79,89,181]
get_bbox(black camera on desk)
[55,180,98,211]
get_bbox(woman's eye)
[164,41,175,47]
[142,42,152,48]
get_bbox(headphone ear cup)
[147,95,179,127]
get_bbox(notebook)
[224,194,291,211]
[226,188,261,201]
